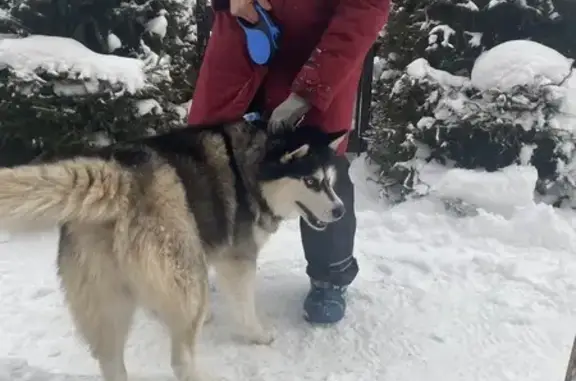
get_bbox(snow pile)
[471,39,576,134]
[366,39,576,207]
[0,35,148,94]
[471,39,575,91]
[431,164,539,217]
[146,10,169,39]
[357,151,541,219]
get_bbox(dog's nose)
[331,204,345,220]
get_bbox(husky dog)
[0,119,347,381]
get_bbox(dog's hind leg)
[212,255,274,345]
[156,277,210,381]
[57,236,135,381]
[169,309,208,381]
[138,250,211,381]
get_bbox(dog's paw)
[173,367,215,381]
[196,370,218,381]
[246,326,275,345]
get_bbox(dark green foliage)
[0,67,176,165]
[0,0,206,165]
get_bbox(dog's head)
[259,125,348,231]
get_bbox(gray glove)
[268,93,311,132]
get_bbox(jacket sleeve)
[291,0,391,112]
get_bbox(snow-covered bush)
[367,0,576,206]
[0,0,203,165]
[368,39,576,206]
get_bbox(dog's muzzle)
[296,201,345,231]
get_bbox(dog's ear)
[280,144,310,163]
[326,130,348,151]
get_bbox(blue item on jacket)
[243,112,262,122]
[236,3,281,66]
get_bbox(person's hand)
[230,0,272,24]
[268,93,311,133]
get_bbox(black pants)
[300,155,358,287]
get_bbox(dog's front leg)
[213,256,274,345]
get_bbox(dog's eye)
[303,177,318,188]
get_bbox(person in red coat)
[188,0,391,324]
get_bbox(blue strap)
[243,112,262,122]
[236,3,281,66]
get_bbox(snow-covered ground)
[1,155,575,381]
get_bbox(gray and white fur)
[0,119,347,381]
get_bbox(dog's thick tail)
[0,157,132,225]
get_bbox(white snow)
[168,100,193,122]
[427,25,456,50]
[146,13,169,39]
[471,40,576,135]
[107,33,122,53]
[89,132,112,148]
[464,31,482,48]
[52,80,100,97]
[519,143,537,166]
[456,0,479,11]
[471,39,576,91]
[135,99,163,116]
[0,35,147,94]
[1,156,575,381]
[405,58,469,88]
[431,164,539,218]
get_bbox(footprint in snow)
[30,288,54,299]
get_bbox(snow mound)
[431,164,539,217]
[0,35,147,93]
[471,39,576,91]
